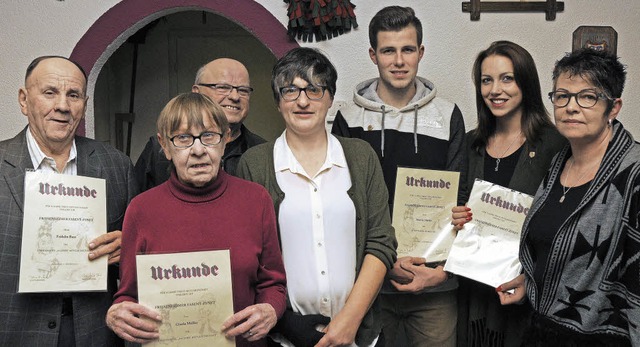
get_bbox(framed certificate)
[136,250,235,347]
[392,167,460,261]
[19,171,107,293]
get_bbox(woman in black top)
[451,41,566,347]
[499,48,638,347]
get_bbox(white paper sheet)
[444,179,533,287]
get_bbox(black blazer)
[464,125,567,201]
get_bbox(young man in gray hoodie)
[332,6,466,347]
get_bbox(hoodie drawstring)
[380,105,386,157]
[413,104,419,154]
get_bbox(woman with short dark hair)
[499,49,639,346]
[238,47,397,347]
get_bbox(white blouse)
[275,130,356,317]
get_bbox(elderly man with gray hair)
[135,58,265,190]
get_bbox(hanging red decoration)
[284,0,358,42]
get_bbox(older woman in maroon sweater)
[106,93,286,347]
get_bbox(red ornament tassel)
[284,0,358,42]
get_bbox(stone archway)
[69,0,297,135]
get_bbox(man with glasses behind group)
[135,58,265,190]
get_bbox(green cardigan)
[237,135,397,346]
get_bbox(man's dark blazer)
[0,127,138,346]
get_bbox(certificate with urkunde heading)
[444,179,533,288]
[19,170,107,293]
[136,250,235,347]
[392,167,460,262]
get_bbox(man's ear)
[80,96,88,120]
[369,47,378,65]
[18,88,28,116]
[418,44,425,61]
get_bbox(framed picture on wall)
[572,26,617,55]
[461,0,564,21]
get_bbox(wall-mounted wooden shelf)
[462,0,564,21]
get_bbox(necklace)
[559,158,598,203]
[493,132,522,172]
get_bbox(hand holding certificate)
[135,250,235,347]
[392,167,460,262]
[444,179,533,287]
[19,171,107,293]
